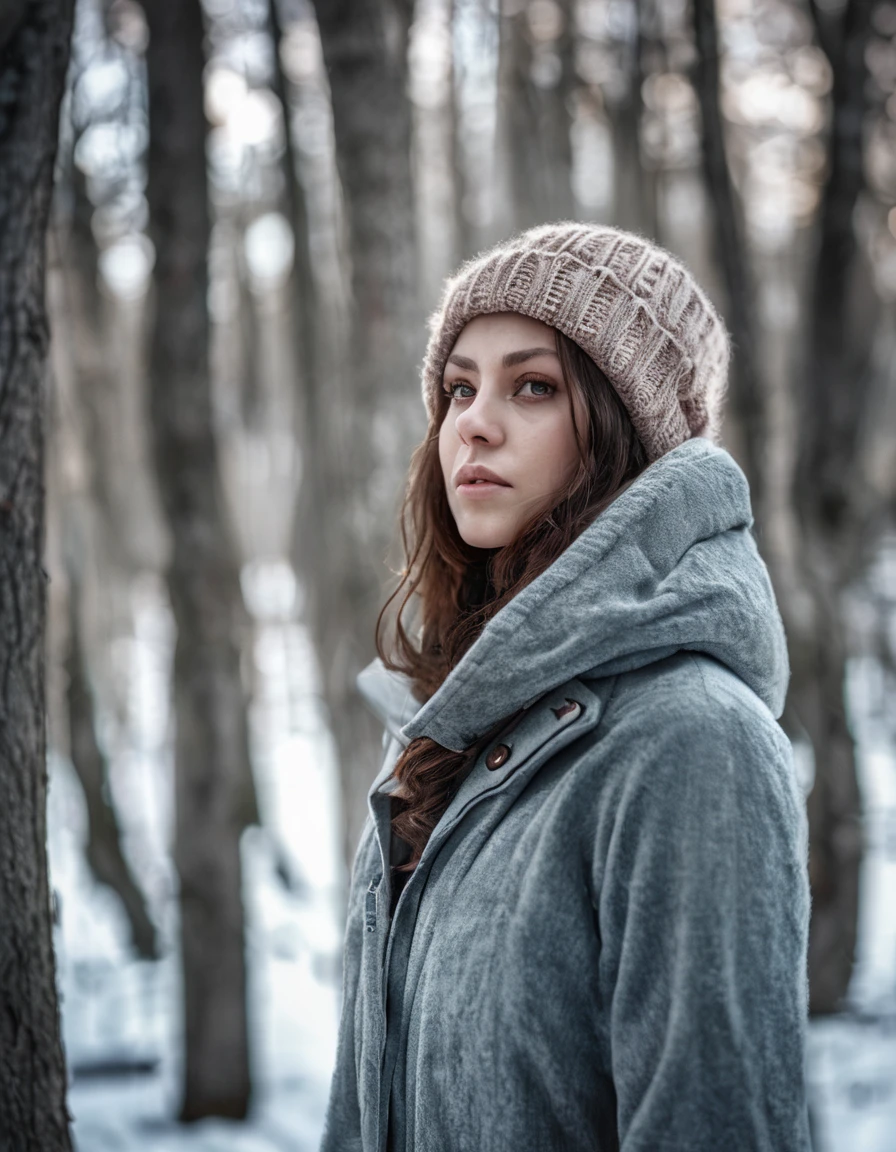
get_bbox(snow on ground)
[47,565,896,1151]
[808,741,896,1152]
[51,566,343,1151]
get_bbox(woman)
[321,223,811,1152]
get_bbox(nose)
[454,388,505,446]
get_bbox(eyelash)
[441,378,557,402]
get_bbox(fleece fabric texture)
[320,438,812,1152]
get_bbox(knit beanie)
[422,221,730,463]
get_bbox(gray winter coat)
[321,438,812,1152]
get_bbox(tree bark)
[269,0,368,863]
[143,0,256,1119]
[447,0,475,265]
[269,0,369,870]
[549,0,577,222]
[799,0,878,529]
[692,0,871,1014]
[608,0,652,234]
[787,568,862,1014]
[496,0,576,232]
[65,572,158,960]
[306,0,421,865]
[791,0,877,1015]
[48,142,160,961]
[691,0,764,497]
[313,0,416,354]
[497,6,540,231]
[0,0,75,1148]
[267,0,322,463]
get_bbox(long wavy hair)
[375,327,649,874]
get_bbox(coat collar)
[357,659,420,748]
[364,672,612,902]
[395,439,788,753]
[357,439,788,764]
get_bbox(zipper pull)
[365,875,380,933]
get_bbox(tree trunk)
[800,0,878,527]
[65,572,158,960]
[143,0,257,1119]
[608,1,651,234]
[787,569,862,1014]
[448,0,475,265]
[269,0,370,870]
[314,0,417,354]
[48,143,160,962]
[0,1,75,1148]
[548,0,577,222]
[306,0,421,865]
[692,0,872,1013]
[791,0,877,1015]
[497,5,540,231]
[496,0,576,232]
[691,0,764,498]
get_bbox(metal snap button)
[486,743,511,770]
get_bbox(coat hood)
[359,438,789,754]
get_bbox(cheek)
[438,416,455,484]
[527,413,581,492]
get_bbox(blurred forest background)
[1,0,895,1148]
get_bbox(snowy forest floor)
[47,571,896,1152]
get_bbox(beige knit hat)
[422,221,730,462]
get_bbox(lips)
[454,464,511,488]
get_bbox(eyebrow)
[446,347,559,372]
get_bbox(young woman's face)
[438,312,586,549]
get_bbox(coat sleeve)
[594,680,812,1151]
[319,820,373,1152]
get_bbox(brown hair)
[375,328,648,874]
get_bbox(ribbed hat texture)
[422,222,731,463]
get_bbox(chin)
[455,518,515,550]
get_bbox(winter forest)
[0,0,895,1148]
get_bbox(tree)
[691,0,764,496]
[496,0,576,231]
[143,0,257,1119]
[301,0,421,863]
[692,0,883,1011]
[607,0,654,234]
[791,0,878,1014]
[64,562,158,960]
[50,135,159,964]
[0,0,75,1146]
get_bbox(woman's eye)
[441,379,554,401]
[519,379,555,398]
[444,381,475,400]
